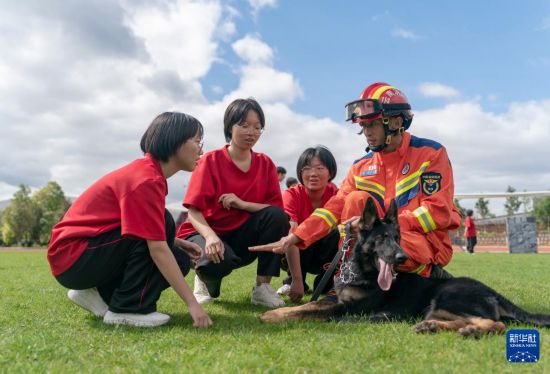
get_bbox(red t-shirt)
[465,216,477,237]
[283,183,339,224]
[176,145,283,238]
[47,154,168,276]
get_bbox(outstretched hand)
[249,234,302,255]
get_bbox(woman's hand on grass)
[188,302,213,328]
[289,280,304,303]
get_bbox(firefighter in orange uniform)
[251,82,461,279]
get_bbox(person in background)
[465,209,477,254]
[277,166,287,190]
[285,177,299,189]
[277,146,339,303]
[47,112,212,328]
[177,98,289,308]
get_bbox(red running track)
[452,245,550,253]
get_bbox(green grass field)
[1,251,549,373]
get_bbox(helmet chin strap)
[365,118,404,153]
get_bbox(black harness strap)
[310,223,353,302]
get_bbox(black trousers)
[467,236,477,254]
[55,210,190,314]
[187,206,290,297]
[282,229,340,293]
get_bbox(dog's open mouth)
[376,258,398,291]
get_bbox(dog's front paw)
[260,307,290,323]
[458,325,481,339]
[414,320,439,334]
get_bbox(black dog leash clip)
[310,222,353,302]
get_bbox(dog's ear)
[384,199,399,228]
[359,197,379,230]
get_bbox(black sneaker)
[430,265,453,279]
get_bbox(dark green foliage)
[504,186,522,216]
[1,182,70,246]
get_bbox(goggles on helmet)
[345,99,412,123]
[345,99,381,123]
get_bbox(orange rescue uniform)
[293,132,461,277]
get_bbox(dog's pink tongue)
[378,258,393,291]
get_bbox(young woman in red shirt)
[48,112,212,328]
[277,146,339,303]
[176,98,289,308]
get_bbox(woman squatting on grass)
[47,112,213,328]
[277,146,340,303]
[177,98,289,307]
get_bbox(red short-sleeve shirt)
[283,183,339,224]
[47,154,167,276]
[465,216,477,238]
[176,145,283,238]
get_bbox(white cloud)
[418,82,460,99]
[211,85,224,94]
[0,0,227,200]
[228,35,302,104]
[248,0,277,16]
[122,0,222,81]
[391,28,420,40]
[1,0,549,222]
[541,15,550,30]
[232,34,274,65]
[413,100,550,197]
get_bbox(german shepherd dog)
[261,198,550,338]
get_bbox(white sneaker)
[103,310,170,327]
[193,275,214,304]
[251,283,285,308]
[276,284,291,296]
[67,288,108,318]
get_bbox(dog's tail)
[498,294,550,327]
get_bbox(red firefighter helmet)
[345,82,413,130]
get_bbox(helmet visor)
[345,99,382,122]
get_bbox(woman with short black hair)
[177,98,289,308]
[277,146,340,303]
[48,112,212,328]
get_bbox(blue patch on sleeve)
[409,136,442,150]
[353,152,374,164]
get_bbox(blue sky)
[1,0,550,215]
[204,1,550,118]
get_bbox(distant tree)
[533,196,550,231]
[504,185,521,216]
[32,181,71,245]
[0,211,4,246]
[454,198,466,217]
[1,185,40,246]
[475,197,493,219]
[520,190,533,213]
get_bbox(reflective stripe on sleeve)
[413,206,437,233]
[312,208,337,230]
[409,264,426,274]
[353,176,385,199]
